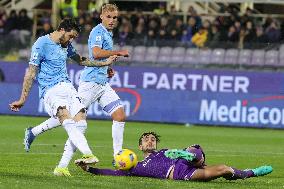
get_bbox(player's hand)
[75,161,90,171]
[117,50,129,57]
[9,100,25,112]
[105,55,118,66]
[107,67,115,78]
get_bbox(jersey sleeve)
[89,29,104,49]
[67,43,77,58]
[29,38,44,66]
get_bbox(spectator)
[90,10,100,26]
[147,18,159,34]
[186,17,198,36]
[133,24,146,45]
[265,21,281,43]
[181,29,192,46]
[154,3,166,16]
[191,27,208,48]
[88,0,99,13]
[207,24,221,48]
[134,17,145,34]
[168,18,183,41]
[263,17,273,29]
[118,24,133,46]
[79,24,92,44]
[243,20,256,48]
[18,9,33,46]
[38,21,53,37]
[227,26,239,42]
[252,26,268,48]
[4,10,18,34]
[241,7,254,25]
[238,27,246,49]
[60,0,78,18]
[234,20,241,33]
[187,6,202,29]
[146,29,156,46]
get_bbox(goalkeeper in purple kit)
[76,132,273,181]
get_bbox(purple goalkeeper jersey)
[130,149,177,179]
[89,149,177,179]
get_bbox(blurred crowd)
[0,0,284,50]
[112,5,284,49]
[0,8,33,47]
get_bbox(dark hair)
[57,18,81,33]
[138,132,160,145]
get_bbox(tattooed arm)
[9,65,38,111]
[70,53,117,67]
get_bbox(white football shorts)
[44,82,85,118]
[78,82,123,115]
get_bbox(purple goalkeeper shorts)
[173,159,197,180]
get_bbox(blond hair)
[101,3,118,13]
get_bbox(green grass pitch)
[0,115,283,189]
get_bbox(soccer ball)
[113,149,138,170]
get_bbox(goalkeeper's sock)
[31,117,61,136]
[112,121,125,156]
[226,165,273,180]
[225,167,253,180]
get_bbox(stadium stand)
[1,0,284,69]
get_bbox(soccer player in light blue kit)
[22,4,129,176]
[10,18,117,176]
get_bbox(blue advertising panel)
[1,61,284,128]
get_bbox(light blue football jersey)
[80,23,113,85]
[29,35,77,98]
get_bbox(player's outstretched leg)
[54,120,90,176]
[23,118,60,152]
[62,119,99,165]
[225,165,273,180]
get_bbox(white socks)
[58,120,125,167]
[58,120,87,168]
[112,121,125,156]
[62,119,92,155]
[31,118,60,136]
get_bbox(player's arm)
[70,53,117,67]
[88,167,131,176]
[9,64,38,111]
[76,163,130,176]
[92,46,129,59]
